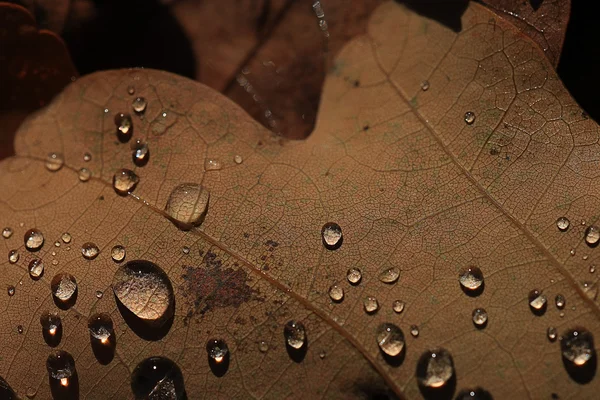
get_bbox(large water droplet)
[46,350,76,382]
[421,80,430,91]
[8,250,19,264]
[165,183,210,229]
[88,313,114,344]
[206,339,229,363]
[556,217,570,231]
[472,308,488,327]
[458,266,483,293]
[378,267,400,284]
[528,289,547,313]
[78,168,91,182]
[45,152,64,172]
[28,259,44,280]
[234,155,243,164]
[283,320,306,349]
[24,228,44,251]
[113,169,139,195]
[585,226,600,246]
[363,296,379,314]
[392,300,405,314]
[132,97,147,114]
[376,323,405,357]
[547,326,557,342]
[83,152,92,162]
[131,139,149,166]
[321,222,342,250]
[51,273,77,305]
[81,242,100,260]
[346,267,362,285]
[2,227,13,238]
[464,111,475,125]
[555,294,566,309]
[328,284,344,302]
[131,357,186,400]
[560,328,595,367]
[416,348,455,388]
[111,245,126,263]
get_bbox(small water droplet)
[127,86,135,95]
[165,183,210,229]
[416,348,455,388]
[585,226,600,246]
[7,285,15,296]
[455,388,493,400]
[234,155,243,164]
[40,311,61,336]
[78,168,91,182]
[464,111,476,125]
[561,328,595,366]
[46,350,76,382]
[258,341,269,353]
[378,267,400,284]
[54,241,60,248]
[346,267,362,285]
[591,265,596,274]
[472,308,488,327]
[131,357,185,399]
[26,387,37,399]
[2,227,13,238]
[28,259,44,279]
[131,139,149,166]
[581,281,598,300]
[328,284,344,302]
[61,232,72,243]
[321,222,342,250]
[283,320,306,349]
[8,250,19,264]
[83,152,92,162]
[45,152,64,172]
[51,273,77,303]
[81,242,100,260]
[24,228,44,251]
[206,339,229,363]
[17,325,23,334]
[113,169,139,195]
[556,217,570,231]
[132,97,147,114]
[392,300,405,314]
[95,290,103,299]
[204,159,222,171]
[458,266,484,292]
[421,80,430,91]
[111,245,126,263]
[410,325,420,337]
[555,294,566,309]
[363,296,379,314]
[529,289,547,312]
[319,350,326,359]
[182,246,190,255]
[88,313,114,344]
[570,248,576,256]
[376,323,405,357]
[547,326,558,342]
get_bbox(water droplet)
[346,267,362,285]
[51,273,77,303]
[410,325,420,337]
[555,294,566,309]
[528,289,547,313]
[455,388,493,400]
[131,139,149,166]
[26,387,37,399]
[581,281,598,300]
[376,323,405,357]
[283,320,306,349]
[590,265,596,274]
[182,246,190,255]
[113,260,175,327]
[81,242,100,260]
[363,296,379,314]
[234,155,243,164]
[111,245,126,263]
[378,267,400,284]
[88,313,114,344]
[319,350,326,359]
[46,350,75,382]
[165,183,210,229]
[204,159,222,171]
[416,348,455,388]
[8,250,19,264]
[258,341,269,353]
[561,328,595,366]
[40,311,61,337]
[78,168,91,182]
[556,217,570,231]
[458,266,484,292]
[61,232,72,243]
[328,284,344,302]
[321,222,342,250]
[127,86,135,95]
[585,226,600,246]
[206,339,229,363]
[392,300,405,313]
[548,326,558,342]
[24,228,44,251]
[54,241,60,248]
[131,357,185,399]
[28,259,44,279]
[17,325,23,334]
[464,111,476,125]
[2,227,13,238]
[83,152,92,162]
[7,285,15,296]
[472,308,488,327]
[45,152,64,172]
[95,290,103,299]
[421,80,430,91]
[132,97,147,114]
[113,169,139,195]
[570,248,576,256]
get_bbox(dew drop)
[410,325,420,337]
[127,86,135,95]
[585,225,600,246]
[7,285,15,296]
[28,259,44,279]
[83,152,92,162]
[88,313,114,344]
[165,183,210,229]
[392,300,405,314]
[321,222,342,250]
[590,265,596,274]
[560,328,595,366]
[95,290,103,299]
[131,357,186,400]
[547,326,558,342]
[81,242,100,260]
[61,232,72,244]
[131,139,149,166]
[258,341,269,353]
[206,339,229,363]
[378,267,400,284]
[472,308,488,327]
[416,348,454,388]
[113,169,139,195]
[234,155,243,164]
[78,168,91,182]
[363,296,379,314]
[45,152,64,172]
[283,320,306,349]
[328,284,344,302]
[581,281,598,300]
[24,228,44,251]
[40,311,61,337]
[182,246,190,255]
[8,250,19,264]
[51,273,77,304]
[421,80,430,91]
[455,388,493,400]
[555,294,566,309]
[111,245,126,263]
[2,227,13,238]
[556,217,570,231]
[17,325,23,334]
[132,97,147,114]
[204,159,222,171]
[346,267,362,285]
[528,289,547,312]
[376,323,405,357]
[458,266,483,292]
[46,350,75,382]
[464,111,475,125]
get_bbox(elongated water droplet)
[206,339,229,363]
[113,169,139,195]
[528,289,547,313]
[78,168,91,182]
[464,111,475,125]
[7,285,15,296]
[410,325,420,337]
[585,226,600,246]
[581,281,598,300]
[204,159,222,171]
[2,227,13,238]
[376,323,405,357]
[45,152,64,172]
[321,222,342,250]
[51,273,77,304]
[455,388,493,400]
[328,284,344,302]
[347,267,362,285]
[40,310,62,341]
[458,266,483,293]
[28,259,44,279]
[472,308,488,327]
[561,328,595,367]
[555,294,566,309]
[8,250,19,264]
[131,139,149,166]
[132,97,147,114]
[547,326,557,342]
[556,217,570,231]
[165,183,210,229]
[378,267,399,284]
[88,313,114,344]
[363,296,379,314]
[392,300,405,313]
[81,242,100,260]
[110,245,126,263]
[283,320,306,349]
[131,357,186,400]
[46,350,75,382]
[416,348,455,388]
[61,232,72,243]
[24,229,44,251]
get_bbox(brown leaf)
[0,1,598,398]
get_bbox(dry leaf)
[1,1,598,399]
